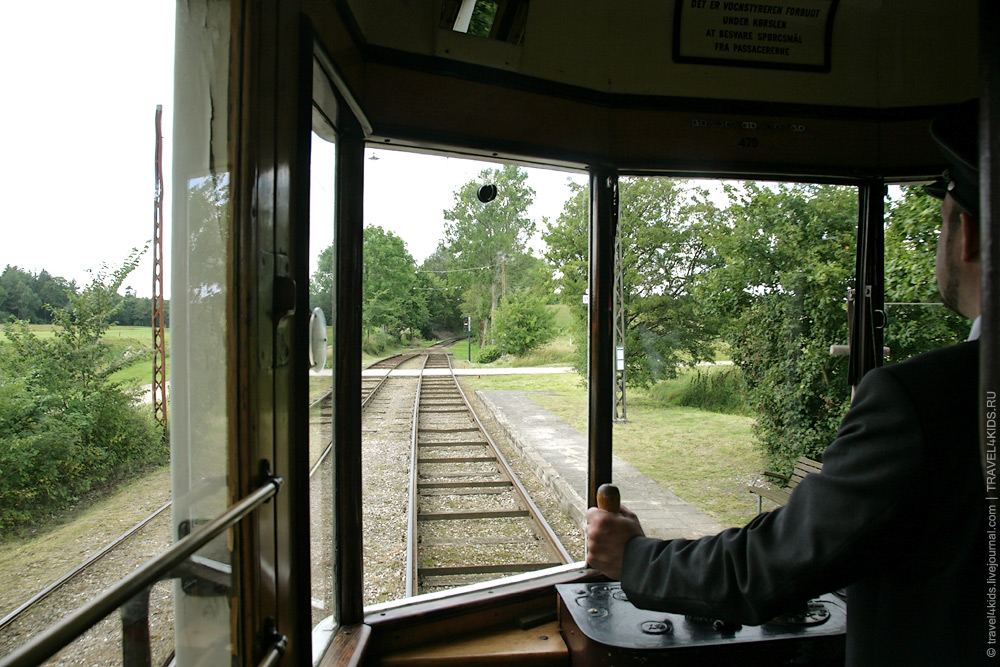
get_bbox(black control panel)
[556,582,846,666]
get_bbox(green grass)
[444,334,577,368]
[446,337,481,363]
[0,324,169,389]
[464,371,761,528]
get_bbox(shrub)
[0,251,165,531]
[477,345,501,364]
[673,367,748,415]
[492,294,557,357]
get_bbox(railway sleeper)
[420,563,563,578]
[419,481,512,489]
[419,509,529,520]
[417,439,490,447]
[418,456,495,464]
[419,488,506,496]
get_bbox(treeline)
[545,180,966,475]
[319,168,965,477]
[0,265,168,326]
[311,165,558,359]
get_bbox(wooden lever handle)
[597,483,620,513]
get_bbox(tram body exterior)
[5,1,996,665]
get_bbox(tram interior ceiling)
[2,0,994,666]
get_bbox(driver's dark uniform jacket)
[621,339,988,666]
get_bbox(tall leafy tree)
[35,270,74,315]
[362,226,427,340]
[544,177,719,385]
[442,165,535,343]
[417,244,465,334]
[0,266,43,322]
[310,244,334,322]
[883,185,967,359]
[696,183,859,474]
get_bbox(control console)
[556,582,846,666]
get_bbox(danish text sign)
[673,0,838,71]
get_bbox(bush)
[673,367,747,414]
[477,345,501,364]
[0,251,166,531]
[730,296,850,478]
[492,294,557,357]
[362,328,393,356]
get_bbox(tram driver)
[585,100,988,667]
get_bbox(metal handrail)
[0,476,283,667]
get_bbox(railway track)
[1,369,347,658]
[362,353,417,406]
[2,339,549,659]
[0,503,174,664]
[406,353,571,595]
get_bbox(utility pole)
[613,185,628,422]
[152,105,168,434]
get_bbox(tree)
[310,244,334,322]
[35,270,74,315]
[696,183,859,474]
[544,177,719,386]
[418,244,465,334]
[443,165,536,343]
[883,185,967,359]
[492,293,557,356]
[0,266,43,322]
[362,226,427,340]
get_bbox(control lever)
[597,483,621,513]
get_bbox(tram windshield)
[304,142,976,615]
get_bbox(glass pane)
[883,184,968,362]
[0,2,181,664]
[594,179,857,535]
[358,151,585,608]
[171,1,232,663]
[309,121,337,644]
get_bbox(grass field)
[0,324,169,389]
[464,369,761,528]
[0,465,172,618]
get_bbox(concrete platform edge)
[477,390,589,532]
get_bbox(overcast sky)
[0,2,587,301]
[0,2,176,299]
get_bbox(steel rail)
[0,476,224,640]
[406,353,571,595]
[0,476,282,667]
[450,359,573,565]
[405,354,431,597]
[362,353,415,409]
[1,347,433,662]
[0,502,172,635]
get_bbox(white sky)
[0,2,584,300]
[309,143,587,282]
[0,2,176,299]
[2,4,837,303]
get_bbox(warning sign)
[673,0,838,71]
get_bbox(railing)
[0,474,283,667]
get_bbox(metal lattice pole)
[612,182,627,422]
[152,105,168,434]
